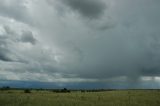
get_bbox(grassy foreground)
[0,90,160,106]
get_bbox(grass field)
[0,90,160,106]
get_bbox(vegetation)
[52,88,71,93]
[0,86,10,90]
[24,89,31,93]
[0,89,160,106]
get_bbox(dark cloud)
[20,31,36,45]
[141,67,160,76]
[0,27,13,62]
[61,0,107,19]
[0,49,12,62]
[0,43,19,62]
[0,25,34,63]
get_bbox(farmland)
[0,89,160,106]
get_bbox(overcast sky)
[0,0,160,88]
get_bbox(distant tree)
[24,89,31,93]
[1,86,10,90]
[81,90,86,93]
[63,88,67,91]
[61,88,70,93]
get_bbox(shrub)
[24,89,31,93]
[1,86,10,90]
[51,88,71,93]
[61,88,70,93]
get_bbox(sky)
[0,0,160,89]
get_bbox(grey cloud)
[41,0,160,82]
[0,44,20,62]
[0,25,34,63]
[141,67,160,76]
[20,31,36,45]
[47,0,115,30]
[3,25,16,35]
[61,0,107,19]
[0,28,14,62]
[3,25,37,45]
[0,49,12,62]
[1,0,160,88]
[0,0,31,24]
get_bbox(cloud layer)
[61,0,107,19]
[0,0,160,88]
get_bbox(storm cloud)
[61,0,107,19]
[20,31,36,45]
[0,0,160,88]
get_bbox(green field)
[0,90,160,106]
